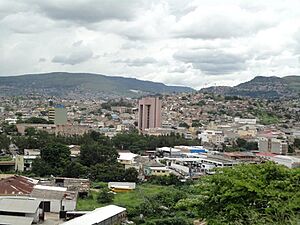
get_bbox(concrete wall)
[26,209,39,223]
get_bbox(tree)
[294,138,300,149]
[23,117,52,124]
[236,138,247,148]
[32,143,71,176]
[137,188,188,219]
[63,161,89,178]
[124,167,138,182]
[0,134,10,151]
[90,163,125,182]
[25,127,37,136]
[178,122,190,129]
[144,217,191,225]
[177,162,300,225]
[191,122,202,127]
[80,143,118,166]
[2,124,17,134]
[97,188,114,204]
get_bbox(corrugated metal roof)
[61,205,126,225]
[0,215,33,225]
[0,175,37,195]
[0,196,40,213]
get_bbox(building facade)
[138,97,161,132]
[258,137,288,155]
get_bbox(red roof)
[0,176,36,195]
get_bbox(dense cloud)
[174,50,248,75]
[52,45,93,65]
[171,4,276,39]
[1,0,300,88]
[112,57,158,67]
[29,0,144,24]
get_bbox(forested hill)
[0,72,194,97]
[200,75,300,99]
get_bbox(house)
[54,177,90,193]
[237,125,257,138]
[0,175,38,195]
[258,137,288,154]
[61,205,127,225]
[156,147,182,157]
[30,185,77,213]
[0,196,42,223]
[69,145,81,158]
[147,166,170,176]
[0,215,34,225]
[117,151,138,169]
[198,130,225,144]
[234,117,256,125]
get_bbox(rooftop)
[31,185,76,200]
[0,175,38,195]
[118,152,137,161]
[0,196,40,214]
[0,215,33,225]
[61,205,126,225]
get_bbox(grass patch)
[0,156,13,161]
[76,184,170,211]
[258,111,280,125]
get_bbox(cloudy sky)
[1,0,300,89]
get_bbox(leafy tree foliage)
[148,174,182,186]
[21,117,53,124]
[131,188,191,224]
[32,143,71,176]
[0,134,10,151]
[124,167,139,182]
[97,188,114,204]
[294,138,300,149]
[144,217,191,225]
[177,162,300,225]
[63,161,89,178]
[89,163,125,182]
[1,124,17,134]
[226,138,258,152]
[178,122,190,129]
[112,131,199,154]
[80,143,118,166]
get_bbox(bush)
[96,188,114,204]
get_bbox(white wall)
[63,199,77,211]
[26,209,39,223]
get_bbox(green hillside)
[0,72,194,97]
[200,75,300,99]
[283,75,300,93]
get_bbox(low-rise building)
[30,185,77,213]
[117,151,138,169]
[0,196,41,223]
[234,117,256,125]
[258,137,288,155]
[147,166,170,176]
[198,130,224,144]
[61,205,127,225]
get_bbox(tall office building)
[138,97,161,132]
[48,105,67,125]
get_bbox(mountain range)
[0,72,299,99]
[0,72,194,97]
[200,75,300,99]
